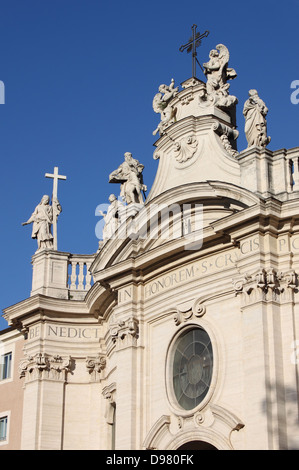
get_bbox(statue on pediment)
[243,89,271,148]
[109,152,147,205]
[202,44,238,111]
[22,195,61,251]
[152,78,179,136]
[99,194,124,242]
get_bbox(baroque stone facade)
[1,43,299,450]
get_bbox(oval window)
[172,328,213,410]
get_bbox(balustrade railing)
[68,255,94,295]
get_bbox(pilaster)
[19,353,72,450]
[105,281,143,450]
[233,268,299,449]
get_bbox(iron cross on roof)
[179,25,209,78]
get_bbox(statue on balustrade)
[243,89,271,148]
[22,195,61,250]
[109,152,147,205]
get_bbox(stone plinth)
[31,250,95,300]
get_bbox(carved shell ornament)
[173,135,198,163]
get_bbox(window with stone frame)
[172,327,213,410]
[0,416,8,442]
[0,352,12,381]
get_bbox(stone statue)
[109,152,147,205]
[152,78,179,136]
[243,89,271,148]
[99,194,124,242]
[202,44,238,111]
[22,195,61,251]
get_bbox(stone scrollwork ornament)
[173,136,198,163]
[86,353,106,381]
[212,121,239,158]
[173,298,206,325]
[109,316,139,349]
[192,299,206,317]
[19,353,72,381]
[152,78,179,136]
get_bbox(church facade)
[1,42,299,451]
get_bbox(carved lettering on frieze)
[19,353,73,382]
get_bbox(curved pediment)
[90,181,262,277]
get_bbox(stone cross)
[45,166,66,250]
[179,24,209,78]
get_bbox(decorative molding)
[173,135,198,164]
[212,120,239,158]
[143,405,244,450]
[143,415,171,450]
[86,353,106,381]
[102,382,116,425]
[233,269,298,305]
[19,353,73,382]
[174,299,206,326]
[109,316,139,349]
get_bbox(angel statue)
[202,44,238,110]
[152,78,179,136]
[22,195,62,251]
[243,89,271,148]
[109,152,147,205]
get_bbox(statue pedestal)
[119,203,144,222]
[31,250,69,299]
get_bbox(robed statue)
[22,195,62,251]
[243,89,271,148]
[98,194,124,242]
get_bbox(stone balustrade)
[31,250,95,300]
[68,255,94,298]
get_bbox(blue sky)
[0,0,298,330]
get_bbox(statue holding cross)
[22,167,66,251]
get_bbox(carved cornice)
[19,352,73,382]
